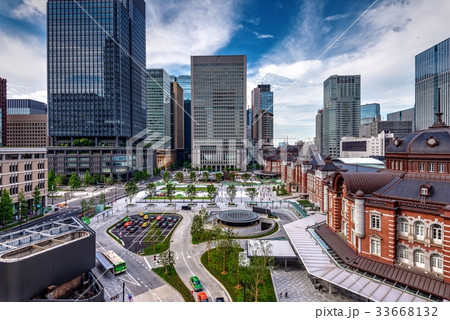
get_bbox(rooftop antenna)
[432,88,448,127]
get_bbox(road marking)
[144,256,152,270]
[186,251,191,259]
[181,251,195,275]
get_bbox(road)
[170,207,231,302]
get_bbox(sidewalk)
[272,264,353,302]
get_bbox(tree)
[246,187,258,203]
[163,171,171,183]
[202,171,209,182]
[191,214,204,242]
[241,173,251,183]
[18,190,28,222]
[80,199,89,213]
[99,192,106,205]
[246,240,274,302]
[104,176,113,185]
[175,171,184,184]
[190,171,197,183]
[33,186,42,214]
[124,181,139,204]
[185,184,197,203]
[165,182,176,203]
[0,190,14,226]
[228,171,236,182]
[215,172,223,183]
[158,250,175,274]
[226,184,237,205]
[206,224,222,263]
[92,174,100,185]
[68,172,81,195]
[142,169,149,181]
[48,169,57,198]
[206,184,217,203]
[56,174,67,187]
[216,227,239,274]
[146,182,157,203]
[83,170,92,186]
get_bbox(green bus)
[103,250,127,274]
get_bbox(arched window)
[398,218,408,236]
[414,221,425,240]
[398,245,409,262]
[414,250,425,268]
[431,225,442,244]
[431,254,443,273]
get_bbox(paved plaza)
[272,263,354,302]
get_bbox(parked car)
[197,292,208,302]
[161,223,168,228]
[167,223,174,228]
[190,276,203,292]
[116,222,122,228]
[139,212,144,217]
[142,222,149,228]
[182,206,191,210]
[129,227,137,233]
[143,214,149,220]
[215,297,225,302]
[123,221,132,228]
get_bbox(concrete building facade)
[0,78,7,147]
[191,55,247,171]
[340,131,394,158]
[0,148,48,217]
[6,114,48,147]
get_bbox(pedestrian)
[279,291,283,299]
[285,290,288,298]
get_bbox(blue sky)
[1,0,450,144]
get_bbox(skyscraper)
[47,0,146,180]
[251,84,274,148]
[47,0,146,147]
[0,77,6,147]
[360,103,380,125]
[315,109,324,153]
[323,75,361,157]
[191,55,247,171]
[171,75,192,157]
[415,38,450,131]
[170,81,184,151]
[146,69,171,149]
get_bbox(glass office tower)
[323,75,361,158]
[47,0,146,147]
[415,38,450,130]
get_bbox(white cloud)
[146,0,242,70]
[12,0,46,21]
[253,32,274,39]
[250,0,450,141]
[324,13,349,21]
[0,31,47,102]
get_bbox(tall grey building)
[191,55,247,171]
[171,75,192,157]
[47,0,146,180]
[415,38,450,131]
[146,69,171,149]
[315,109,324,153]
[323,75,361,157]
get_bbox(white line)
[144,257,152,270]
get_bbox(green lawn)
[200,249,276,302]
[153,265,195,302]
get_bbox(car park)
[197,292,208,302]
[123,221,132,228]
[190,276,203,292]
